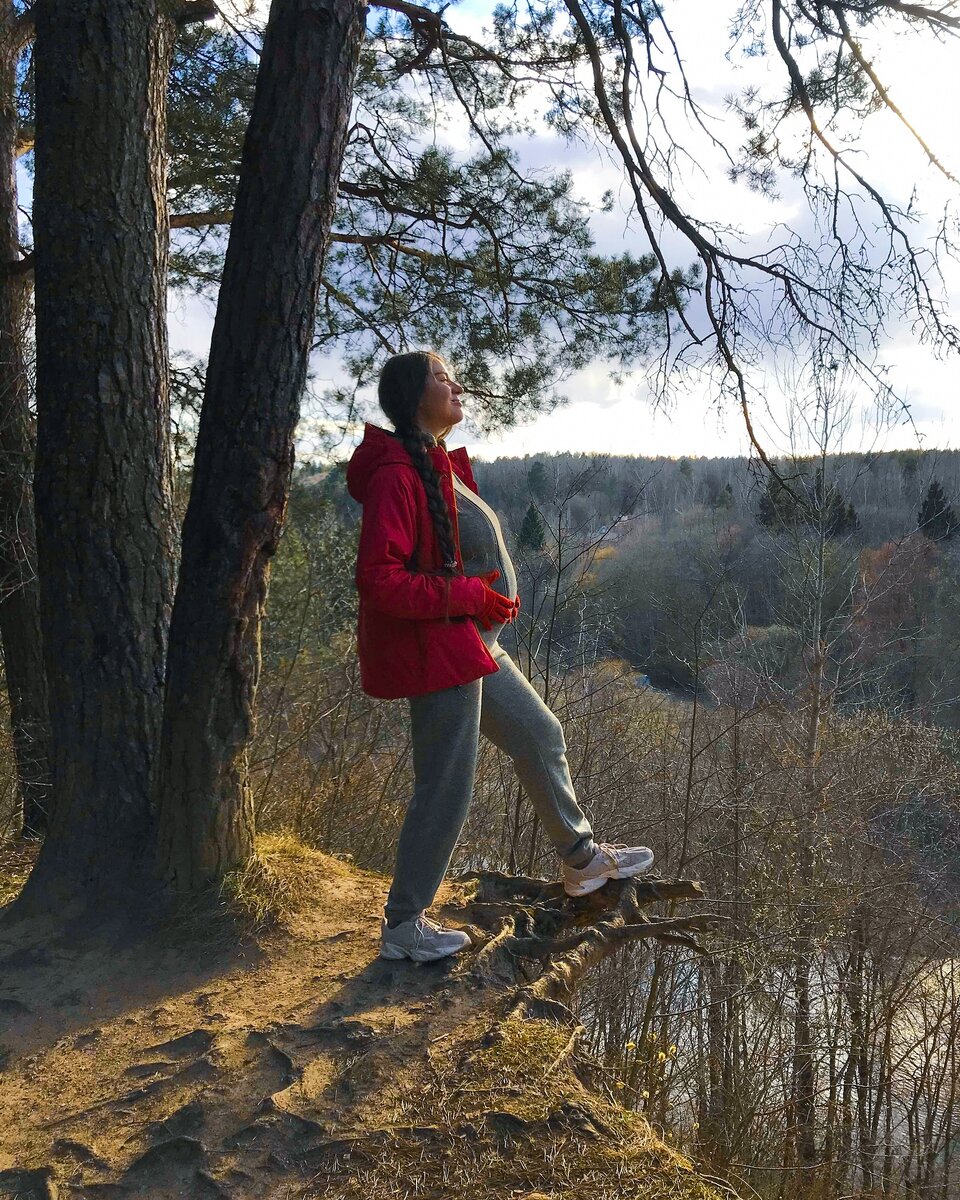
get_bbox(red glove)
[473,569,516,630]
[511,594,521,620]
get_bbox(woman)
[346,350,654,963]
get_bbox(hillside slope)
[0,839,733,1200]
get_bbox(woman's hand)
[472,569,516,630]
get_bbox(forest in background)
[304,435,960,715]
[474,441,960,720]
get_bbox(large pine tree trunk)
[20,0,177,906]
[0,6,51,840]
[155,0,365,894]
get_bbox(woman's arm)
[356,467,486,620]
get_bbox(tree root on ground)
[453,869,725,1054]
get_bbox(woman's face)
[415,357,464,439]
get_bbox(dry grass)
[220,830,328,928]
[0,831,333,927]
[297,1013,728,1200]
[163,830,354,949]
[0,837,39,908]
[299,1138,725,1200]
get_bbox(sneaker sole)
[379,941,469,963]
[563,855,655,897]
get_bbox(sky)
[166,0,960,464]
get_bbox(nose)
[452,380,464,395]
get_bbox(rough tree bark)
[154,0,366,894]
[20,0,178,906]
[0,5,51,840]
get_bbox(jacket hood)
[346,422,475,503]
[346,424,413,504]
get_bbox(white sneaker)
[561,842,655,897]
[379,912,472,962]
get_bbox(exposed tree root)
[448,868,727,1109]
[458,869,723,1022]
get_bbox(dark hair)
[378,350,459,574]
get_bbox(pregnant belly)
[454,497,518,621]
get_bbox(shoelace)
[412,913,445,945]
[569,842,629,872]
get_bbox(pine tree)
[757,475,801,529]
[518,502,546,552]
[918,480,959,541]
[758,469,858,537]
[19,0,366,911]
[823,498,859,537]
[716,482,734,511]
[527,461,550,502]
[814,469,859,537]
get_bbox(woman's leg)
[384,679,482,927]
[479,643,596,867]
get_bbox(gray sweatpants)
[384,640,597,926]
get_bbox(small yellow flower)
[692,1123,700,1130]
[648,1031,658,1042]
[615,1081,625,1089]
[625,1041,636,1050]
[657,1051,667,1063]
[641,1090,650,1099]
[669,1044,677,1055]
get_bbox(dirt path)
[0,844,728,1200]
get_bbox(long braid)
[393,424,460,572]
[378,351,460,576]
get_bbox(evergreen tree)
[19,0,365,911]
[758,468,858,537]
[527,460,550,501]
[518,502,546,552]
[25,0,181,904]
[918,481,959,541]
[159,25,692,429]
[823,498,859,538]
[716,483,735,511]
[899,451,922,495]
[757,474,802,530]
[814,468,859,538]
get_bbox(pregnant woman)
[346,351,655,963]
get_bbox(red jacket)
[346,423,500,699]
